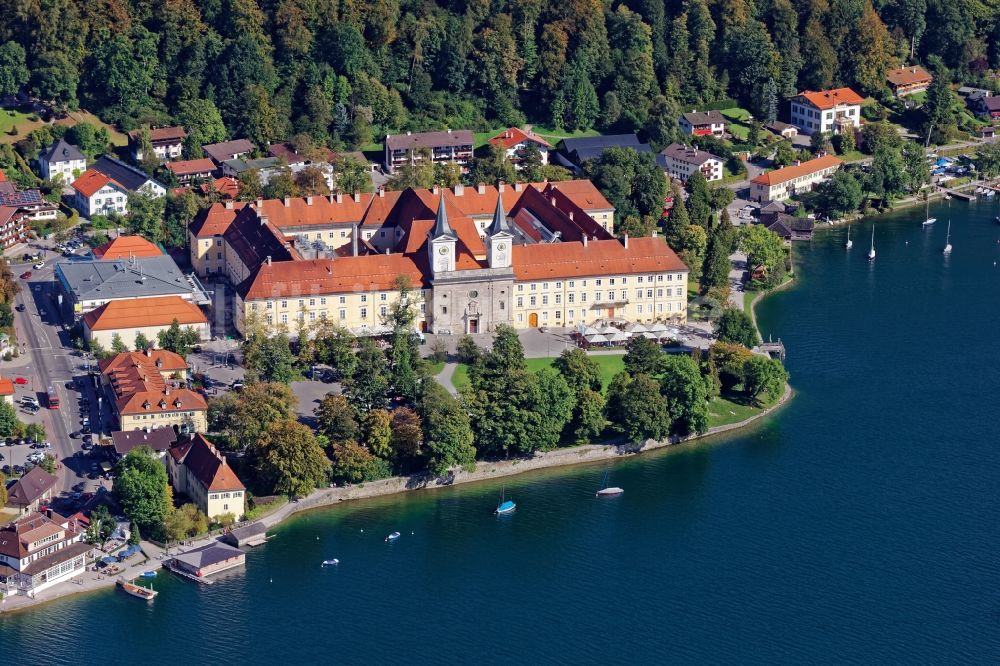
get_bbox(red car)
[13,377,28,385]
[19,271,31,279]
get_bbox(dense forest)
[1,0,999,152]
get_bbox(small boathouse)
[169,541,245,579]
[221,522,268,548]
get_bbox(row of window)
[515,287,684,308]
[515,302,683,323]
[516,274,683,293]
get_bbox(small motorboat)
[321,559,340,566]
[385,531,401,542]
[117,578,157,601]
[140,571,157,578]
[495,487,516,514]
[995,216,1000,224]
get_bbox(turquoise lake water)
[3,198,1000,664]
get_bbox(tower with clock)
[428,191,456,275]
[487,191,513,269]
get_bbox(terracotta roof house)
[0,376,13,405]
[198,176,240,199]
[202,139,255,165]
[167,434,246,519]
[39,138,86,182]
[790,88,864,135]
[129,126,186,161]
[5,467,57,515]
[82,295,210,349]
[110,426,178,459]
[886,66,933,97]
[679,111,727,137]
[0,511,89,594]
[98,349,206,434]
[165,158,217,183]
[72,156,166,218]
[750,155,843,202]
[384,129,474,174]
[488,128,552,169]
[92,235,164,260]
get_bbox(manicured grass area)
[720,107,752,141]
[0,109,44,143]
[837,150,868,163]
[451,353,626,393]
[743,289,757,313]
[61,110,129,146]
[425,360,445,375]
[720,107,751,122]
[707,393,778,429]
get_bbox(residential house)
[749,154,843,202]
[0,511,89,596]
[764,214,815,244]
[0,189,58,223]
[110,427,178,461]
[55,254,210,320]
[968,93,1000,120]
[384,130,474,174]
[658,143,724,183]
[789,88,864,135]
[165,158,217,184]
[555,134,652,170]
[765,121,798,140]
[71,156,166,217]
[5,467,57,515]
[886,66,933,97]
[39,139,86,182]
[82,295,210,349]
[166,434,246,520]
[0,376,13,405]
[129,127,186,161]
[487,128,552,168]
[98,348,207,434]
[221,156,281,180]
[679,111,727,137]
[92,235,163,260]
[202,139,256,166]
[198,176,240,200]
[0,206,25,249]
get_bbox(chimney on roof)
[454,183,464,196]
[652,230,658,238]
[225,200,234,210]
[164,387,170,395]
[260,214,269,227]
[498,181,505,193]
[306,196,313,206]
[432,184,440,195]
[514,182,522,192]
[477,183,486,195]
[583,235,588,248]
[145,347,152,357]
[378,186,384,198]
[266,255,272,266]
[327,194,335,203]
[283,197,291,207]
[353,191,360,203]
[256,198,263,208]
[447,128,452,133]
[623,233,629,249]
[406,131,412,136]
[335,193,342,203]
[551,196,557,206]
[568,211,574,220]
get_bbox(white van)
[20,395,39,408]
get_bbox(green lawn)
[719,107,752,141]
[838,150,868,163]
[425,359,445,375]
[720,107,752,122]
[0,109,43,142]
[451,353,626,393]
[707,394,776,429]
[743,289,758,312]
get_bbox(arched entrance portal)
[528,313,538,327]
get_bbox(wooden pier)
[759,337,786,361]
[939,187,975,201]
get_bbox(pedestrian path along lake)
[3,199,1000,663]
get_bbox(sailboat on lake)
[596,471,624,497]
[943,220,952,255]
[495,486,516,514]
[845,225,853,249]
[922,196,935,226]
[868,226,876,262]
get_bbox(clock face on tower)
[438,246,449,255]
[496,242,506,251]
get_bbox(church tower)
[487,189,513,269]
[428,191,456,275]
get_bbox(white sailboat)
[845,225,853,249]
[868,226,876,261]
[943,220,952,255]
[922,196,935,225]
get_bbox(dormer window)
[158,400,167,409]
[174,399,182,408]
[143,401,151,410]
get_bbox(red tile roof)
[130,126,186,143]
[165,158,217,176]
[6,467,57,507]
[199,176,240,199]
[72,169,122,198]
[0,376,13,396]
[886,66,932,87]
[488,127,552,150]
[190,201,246,238]
[511,236,687,281]
[0,169,6,182]
[169,434,244,492]
[796,88,865,110]
[98,350,204,416]
[93,235,164,260]
[257,194,374,230]
[750,155,843,186]
[83,296,208,331]
[239,255,428,301]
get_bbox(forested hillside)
[1,0,999,151]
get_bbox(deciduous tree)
[249,420,331,496]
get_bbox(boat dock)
[759,338,786,361]
[939,187,976,201]
[163,559,215,585]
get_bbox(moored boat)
[495,486,516,514]
[117,578,157,601]
[385,531,401,542]
[596,470,624,497]
[322,559,340,566]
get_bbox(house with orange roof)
[167,434,246,520]
[790,88,864,135]
[92,235,164,260]
[99,348,206,434]
[82,295,210,349]
[165,158,217,183]
[0,376,14,405]
[71,169,129,217]
[749,154,843,202]
[488,128,552,168]
[886,66,933,97]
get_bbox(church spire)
[430,191,455,239]
[487,188,513,236]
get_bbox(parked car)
[14,377,28,385]
[15,303,24,312]
[32,261,44,269]
[70,431,81,439]
[19,271,31,280]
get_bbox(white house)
[789,88,864,135]
[128,126,186,161]
[0,511,90,596]
[749,154,843,202]
[71,170,130,217]
[678,111,727,137]
[39,139,87,183]
[487,128,551,169]
[659,143,724,183]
